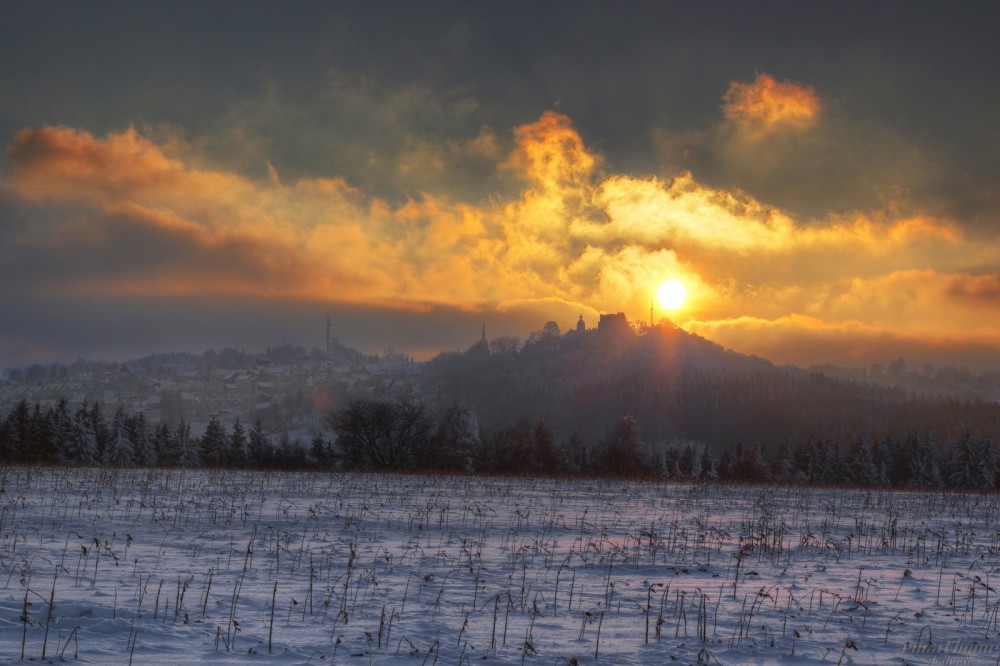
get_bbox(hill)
[421,322,1000,451]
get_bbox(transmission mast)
[326,314,331,357]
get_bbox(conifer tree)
[310,433,329,467]
[681,443,703,479]
[700,449,719,481]
[228,419,247,467]
[532,418,557,473]
[88,402,108,462]
[947,431,978,488]
[131,412,157,467]
[0,417,13,462]
[848,435,878,486]
[5,398,31,462]
[103,405,135,466]
[31,402,55,462]
[51,398,75,464]
[973,437,998,489]
[248,420,268,467]
[175,420,200,467]
[153,422,175,465]
[200,416,227,467]
[770,442,798,482]
[602,415,643,476]
[71,404,99,465]
[904,433,942,488]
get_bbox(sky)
[2,1,1000,371]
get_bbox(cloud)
[653,72,953,225]
[203,71,502,203]
[398,125,501,183]
[7,108,1000,369]
[495,297,601,331]
[690,314,1000,370]
[722,73,821,136]
[502,110,601,192]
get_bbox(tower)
[326,314,331,357]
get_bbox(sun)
[657,278,687,311]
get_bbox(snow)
[1,467,999,664]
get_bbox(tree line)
[323,399,998,490]
[3,395,997,491]
[0,397,309,469]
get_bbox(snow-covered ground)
[1,467,999,664]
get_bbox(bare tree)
[427,405,479,471]
[326,398,432,469]
[489,336,521,356]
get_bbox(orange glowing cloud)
[689,313,1000,370]
[8,109,1000,368]
[723,73,822,134]
[503,110,600,191]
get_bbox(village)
[0,343,423,438]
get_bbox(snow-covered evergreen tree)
[88,402,108,462]
[0,417,14,462]
[973,437,998,489]
[200,417,227,467]
[872,436,895,486]
[71,404,99,465]
[153,423,175,465]
[848,435,878,486]
[794,438,818,482]
[947,432,998,489]
[248,420,268,467]
[658,447,681,479]
[904,434,942,488]
[560,430,586,474]
[532,418,557,473]
[2,398,30,461]
[310,432,330,466]
[700,449,719,481]
[770,442,799,482]
[734,446,770,482]
[947,431,978,488]
[51,398,75,464]
[717,446,736,480]
[681,443,703,479]
[131,412,157,467]
[602,415,643,476]
[103,405,135,466]
[174,420,200,467]
[228,419,247,467]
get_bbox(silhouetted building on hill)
[598,312,630,336]
[465,323,490,356]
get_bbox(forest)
[1,392,998,491]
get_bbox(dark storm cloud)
[5,2,998,208]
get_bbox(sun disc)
[657,279,687,311]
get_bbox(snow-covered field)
[2,467,999,664]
